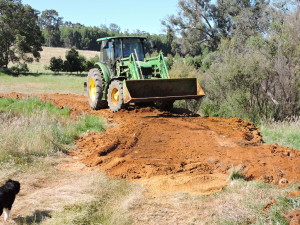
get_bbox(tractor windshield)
[122,39,144,61]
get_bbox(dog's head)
[6,179,20,194]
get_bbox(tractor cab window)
[103,41,113,62]
[122,39,144,61]
[114,39,122,59]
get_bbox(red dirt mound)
[1,93,300,194]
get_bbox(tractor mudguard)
[95,62,110,82]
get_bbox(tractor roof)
[97,36,146,42]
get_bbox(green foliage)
[75,115,105,134]
[162,0,269,55]
[199,7,300,123]
[49,57,64,73]
[84,55,99,71]
[0,0,43,67]
[39,9,62,47]
[37,10,173,54]
[47,48,87,74]
[64,48,85,73]
[165,54,174,69]
[9,63,29,75]
[169,57,200,79]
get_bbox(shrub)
[84,55,99,71]
[169,58,200,79]
[49,57,64,74]
[9,63,29,75]
[57,48,86,74]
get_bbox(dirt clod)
[285,210,300,225]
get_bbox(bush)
[64,48,86,73]
[9,63,29,75]
[84,55,99,71]
[49,57,64,74]
[169,58,200,79]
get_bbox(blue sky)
[22,0,179,34]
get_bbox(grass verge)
[260,117,300,150]
[197,180,300,224]
[0,97,105,167]
[42,175,141,225]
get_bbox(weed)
[76,115,105,134]
[227,165,245,182]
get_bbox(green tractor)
[86,36,205,112]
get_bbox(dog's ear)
[7,179,12,183]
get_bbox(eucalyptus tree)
[0,0,43,67]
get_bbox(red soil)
[1,93,300,194]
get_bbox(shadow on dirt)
[14,210,52,224]
[145,107,201,118]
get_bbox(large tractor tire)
[107,80,125,112]
[87,68,107,110]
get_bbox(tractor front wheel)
[87,68,107,110]
[107,80,125,112]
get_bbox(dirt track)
[2,93,300,194]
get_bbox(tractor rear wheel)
[87,68,107,110]
[107,80,125,112]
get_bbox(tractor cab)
[98,36,146,63]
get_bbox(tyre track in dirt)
[1,93,300,194]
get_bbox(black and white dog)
[0,179,20,222]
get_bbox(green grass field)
[0,72,86,95]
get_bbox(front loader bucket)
[123,78,205,103]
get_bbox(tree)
[0,0,43,67]
[201,5,300,122]
[64,48,85,73]
[109,23,121,34]
[49,57,64,73]
[39,9,62,47]
[162,0,269,55]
